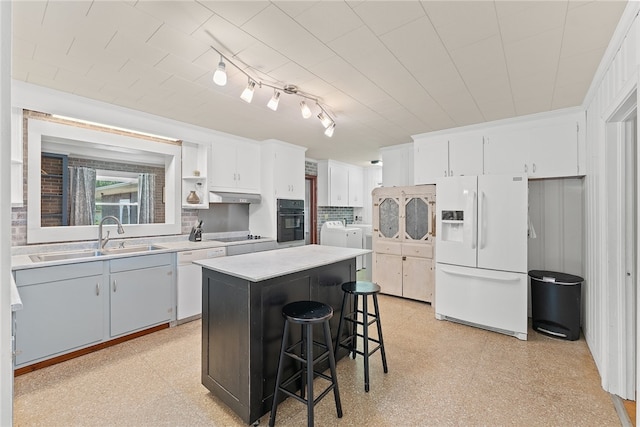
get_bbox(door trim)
[306,175,317,244]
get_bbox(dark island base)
[201,258,356,425]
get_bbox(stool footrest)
[277,380,337,407]
[284,339,330,364]
[337,341,382,356]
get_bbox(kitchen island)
[195,245,370,425]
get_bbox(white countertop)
[194,244,371,282]
[10,274,23,311]
[11,235,275,270]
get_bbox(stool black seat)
[334,281,388,392]
[269,300,342,427]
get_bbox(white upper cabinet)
[484,111,584,178]
[273,142,306,199]
[449,133,484,177]
[483,130,530,175]
[414,133,483,184]
[414,136,448,184]
[317,160,363,207]
[381,143,414,186]
[208,138,260,193]
[12,107,24,207]
[348,165,364,207]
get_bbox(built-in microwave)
[277,199,304,243]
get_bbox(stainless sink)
[29,245,165,262]
[100,244,165,255]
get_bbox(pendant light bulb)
[324,122,335,137]
[213,56,227,86]
[240,80,256,103]
[300,101,311,119]
[267,90,280,111]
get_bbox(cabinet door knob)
[113,280,117,293]
[450,170,453,176]
[532,163,536,173]
[444,170,447,177]
[524,164,528,173]
[96,283,101,296]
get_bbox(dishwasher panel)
[177,247,226,321]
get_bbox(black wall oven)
[277,199,304,243]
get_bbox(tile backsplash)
[317,206,354,243]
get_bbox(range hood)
[209,191,262,204]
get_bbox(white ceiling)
[11,1,627,166]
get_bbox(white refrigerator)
[435,175,528,340]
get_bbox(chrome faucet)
[98,216,125,249]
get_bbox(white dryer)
[320,221,363,270]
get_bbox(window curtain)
[138,173,155,224]
[69,166,96,226]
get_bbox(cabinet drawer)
[402,243,433,259]
[110,253,172,273]
[16,261,103,286]
[373,241,402,255]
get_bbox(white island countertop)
[194,244,371,282]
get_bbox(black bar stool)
[334,281,388,392]
[269,300,342,427]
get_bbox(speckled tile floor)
[14,295,620,426]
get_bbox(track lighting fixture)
[213,55,227,86]
[208,45,336,136]
[300,101,311,119]
[240,80,256,103]
[267,90,280,111]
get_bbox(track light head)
[317,111,332,128]
[267,90,280,111]
[324,122,335,137]
[300,101,312,119]
[240,80,256,103]
[213,56,227,86]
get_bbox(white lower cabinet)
[14,262,104,367]
[14,253,175,368]
[109,254,173,337]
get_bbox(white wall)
[582,2,639,399]
[1,1,13,423]
[528,178,585,277]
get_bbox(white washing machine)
[320,221,363,270]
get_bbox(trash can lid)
[528,270,584,285]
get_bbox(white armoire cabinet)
[372,185,436,302]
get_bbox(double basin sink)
[29,245,165,263]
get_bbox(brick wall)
[305,160,317,176]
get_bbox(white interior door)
[436,176,477,267]
[624,115,637,401]
[477,175,527,273]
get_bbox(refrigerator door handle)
[439,267,521,282]
[479,191,486,249]
[471,190,477,250]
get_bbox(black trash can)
[528,270,583,341]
